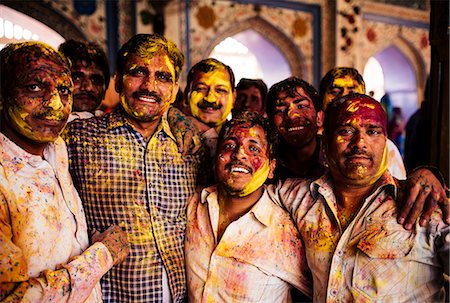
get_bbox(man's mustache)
[344,149,372,159]
[34,110,66,121]
[74,92,97,101]
[197,100,222,110]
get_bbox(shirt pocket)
[351,222,416,299]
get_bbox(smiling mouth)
[230,166,251,174]
[288,126,305,132]
[138,95,158,103]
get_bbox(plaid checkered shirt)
[66,107,201,302]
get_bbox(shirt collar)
[0,132,58,173]
[106,106,176,142]
[310,170,398,201]
[201,185,273,227]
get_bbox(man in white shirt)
[0,41,129,301]
[185,111,312,302]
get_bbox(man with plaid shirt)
[66,34,203,302]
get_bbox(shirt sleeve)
[0,191,114,302]
[266,179,311,222]
[386,139,406,180]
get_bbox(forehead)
[238,86,261,95]
[192,67,231,86]
[335,100,386,127]
[72,60,102,72]
[331,75,361,88]
[223,123,267,143]
[126,53,175,72]
[14,56,71,80]
[278,85,311,101]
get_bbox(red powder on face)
[334,97,387,134]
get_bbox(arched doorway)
[364,45,419,122]
[0,5,65,49]
[209,29,291,88]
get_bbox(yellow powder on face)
[238,159,270,197]
[333,77,354,88]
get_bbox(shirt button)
[330,289,338,296]
[336,250,343,256]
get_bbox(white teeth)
[139,96,156,103]
[288,126,305,132]
[231,167,250,173]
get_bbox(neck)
[216,185,263,241]
[333,179,375,209]
[280,138,317,175]
[218,186,264,220]
[126,116,161,140]
[0,117,47,156]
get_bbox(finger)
[397,182,421,225]
[439,196,450,224]
[419,190,439,226]
[403,185,428,229]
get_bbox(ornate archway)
[204,16,306,80]
[3,0,86,41]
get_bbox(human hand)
[92,225,130,265]
[167,106,204,156]
[397,168,449,230]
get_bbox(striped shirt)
[66,107,201,302]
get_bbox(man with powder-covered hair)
[66,34,204,302]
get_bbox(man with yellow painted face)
[319,67,408,180]
[184,58,236,131]
[0,42,129,301]
[65,34,204,303]
[185,111,312,302]
[269,94,449,302]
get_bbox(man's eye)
[58,86,71,95]
[129,69,145,76]
[157,73,172,82]
[27,84,41,92]
[329,88,342,96]
[223,143,236,150]
[91,76,105,85]
[194,86,208,93]
[72,74,82,82]
[367,129,382,135]
[216,88,229,94]
[274,107,287,114]
[337,128,353,136]
[249,145,260,153]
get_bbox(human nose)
[80,77,93,91]
[231,145,247,160]
[350,131,367,149]
[140,75,158,92]
[44,90,64,111]
[204,89,218,104]
[288,102,301,118]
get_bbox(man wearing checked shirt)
[65,34,204,302]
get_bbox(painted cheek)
[238,159,270,197]
[219,95,233,121]
[189,91,203,117]
[47,93,64,111]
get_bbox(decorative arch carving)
[204,16,305,79]
[3,1,86,41]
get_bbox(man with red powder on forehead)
[269,93,449,302]
[185,111,312,302]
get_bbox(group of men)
[1,33,449,302]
